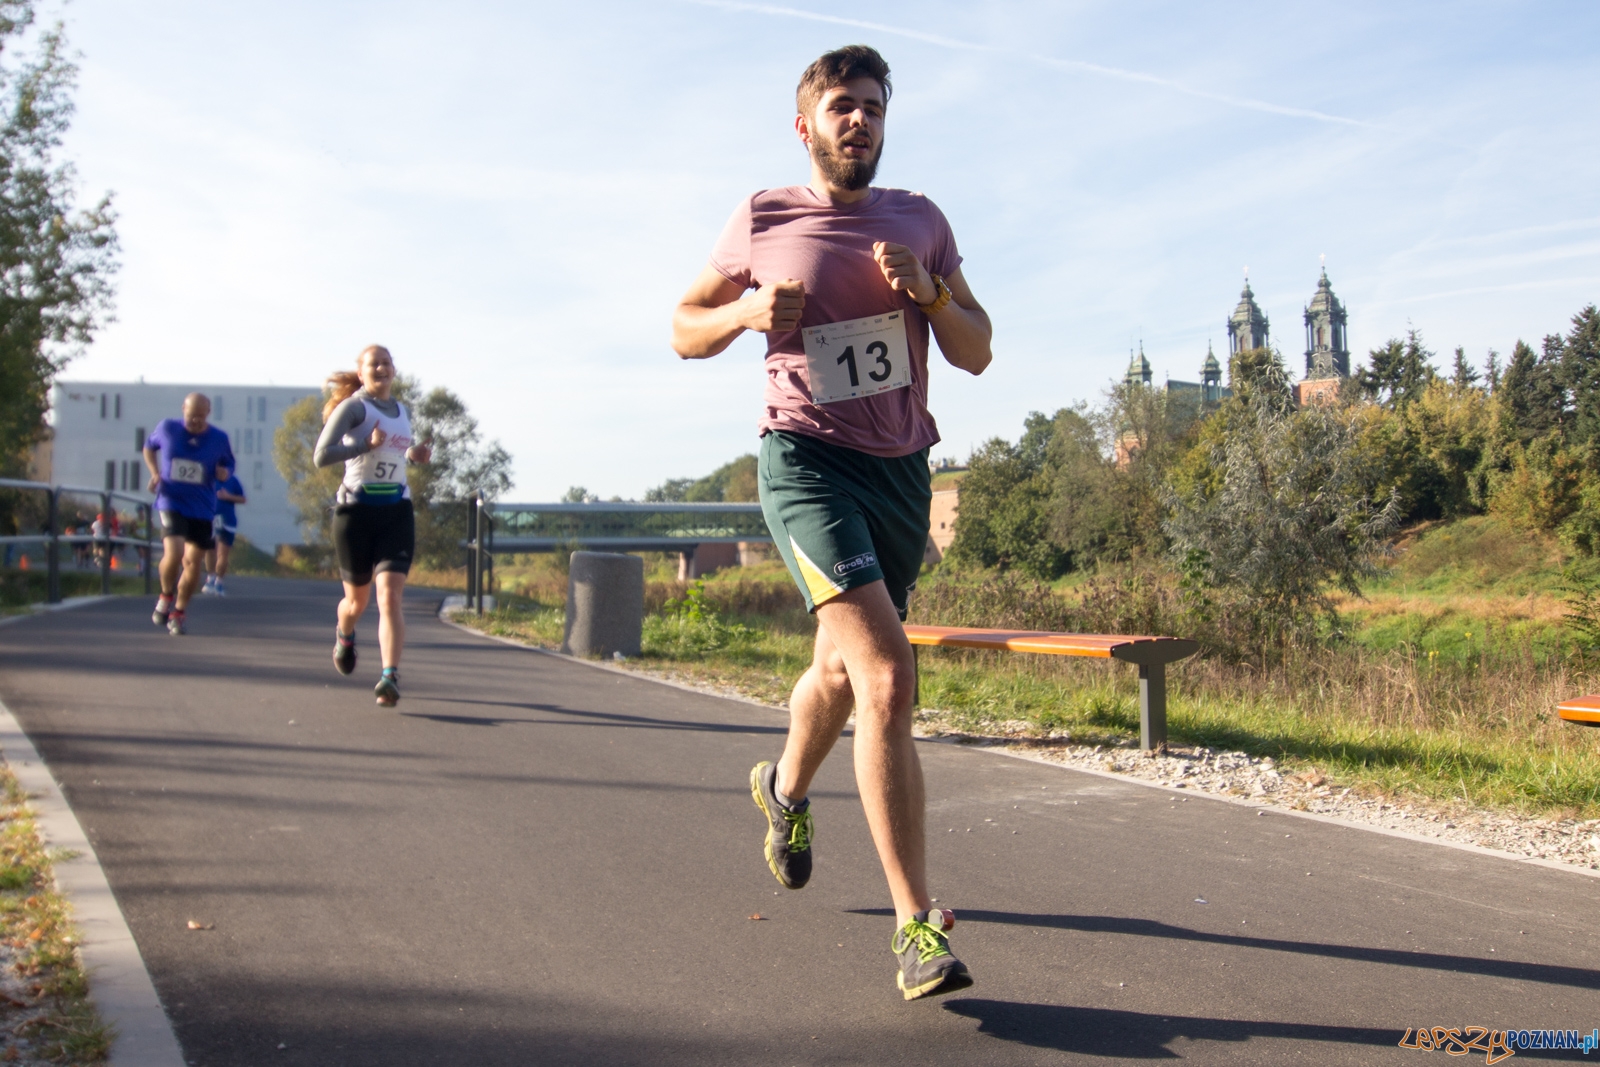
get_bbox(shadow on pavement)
[415,698,787,734]
[854,908,1600,991]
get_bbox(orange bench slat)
[1557,694,1600,726]
[902,624,1197,665]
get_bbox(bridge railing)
[0,478,157,602]
[461,498,773,614]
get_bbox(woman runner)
[314,345,431,706]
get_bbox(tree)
[1497,339,1565,445]
[1558,305,1600,448]
[1165,379,1400,648]
[645,455,758,503]
[945,411,1068,578]
[0,6,118,475]
[1355,330,1436,410]
[1450,346,1480,388]
[274,394,340,545]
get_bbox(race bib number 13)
[169,458,205,485]
[802,312,912,405]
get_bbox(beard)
[810,128,882,191]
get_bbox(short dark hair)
[796,45,891,118]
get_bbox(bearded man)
[671,44,993,1001]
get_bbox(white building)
[47,381,320,551]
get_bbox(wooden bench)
[1556,694,1600,728]
[902,625,1201,752]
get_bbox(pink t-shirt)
[709,185,962,458]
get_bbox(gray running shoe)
[892,910,972,1001]
[749,761,812,889]
[374,669,400,707]
[333,631,356,676]
[152,598,172,627]
[166,609,187,636]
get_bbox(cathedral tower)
[1302,267,1350,380]
[1227,278,1269,355]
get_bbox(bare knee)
[851,658,918,731]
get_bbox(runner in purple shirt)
[142,393,235,635]
[672,46,993,1002]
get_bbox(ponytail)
[321,344,391,423]
[322,371,362,423]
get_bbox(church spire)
[1227,274,1269,356]
[1303,265,1349,380]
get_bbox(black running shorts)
[333,499,415,586]
[759,430,931,618]
[160,511,215,550]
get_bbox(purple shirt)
[146,419,235,521]
[709,186,962,458]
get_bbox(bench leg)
[1139,662,1167,753]
[911,645,920,708]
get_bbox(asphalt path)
[0,576,1597,1065]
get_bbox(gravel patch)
[918,716,1600,872]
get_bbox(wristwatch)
[918,274,953,315]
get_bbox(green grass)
[1,570,147,613]
[453,521,1600,820]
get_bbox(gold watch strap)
[919,274,953,315]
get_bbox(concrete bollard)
[562,551,644,658]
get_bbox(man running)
[144,393,235,635]
[671,45,993,1001]
[203,471,247,595]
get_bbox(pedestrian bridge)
[479,501,771,554]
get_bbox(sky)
[40,0,1600,498]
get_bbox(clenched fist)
[873,242,935,305]
[740,279,806,333]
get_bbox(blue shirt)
[146,419,236,522]
[215,475,245,528]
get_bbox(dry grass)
[0,766,111,1063]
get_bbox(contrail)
[684,0,1374,129]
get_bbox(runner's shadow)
[428,698,788,734]
[850,908,1600,991]
[942,1000,1438,1059]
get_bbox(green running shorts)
[758,430,932,618]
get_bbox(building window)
[114,394,122,419]
[104,460,114,490]
[135,427,146,452]
[100,394,107,419]
[252,461,264,490]
[214,396,224,421]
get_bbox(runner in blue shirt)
[142,393,235,635]
[203,473,247,596]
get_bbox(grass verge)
[0,763,111,1063]
[450,560,1600,822]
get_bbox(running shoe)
[374,668,400,707]
[166,609,187,636]
[333,631,357,676]
[749,760,812,889]
[213,579,227,596]
[892,910,972,1001]
[152,596,173,627]
[201,576,217,595]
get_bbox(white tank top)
[339,399,413,504]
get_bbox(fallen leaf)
[186,920,215,931]
[748,914,764,921]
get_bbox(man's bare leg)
[158,536,185,599]
[175,543,206,610]
[776,581,929,926]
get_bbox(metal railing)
[0,478,157,602]
[461,498,774,616]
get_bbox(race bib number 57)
[802,311,912,405]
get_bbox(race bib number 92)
[802,312,912,405]
[169,458,205,485]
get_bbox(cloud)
[683,0,1375,128]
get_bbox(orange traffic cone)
[18,555,28,571]
[110,555,120,570]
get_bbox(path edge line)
[436,600,1600,884]
[0,694,186,1067]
